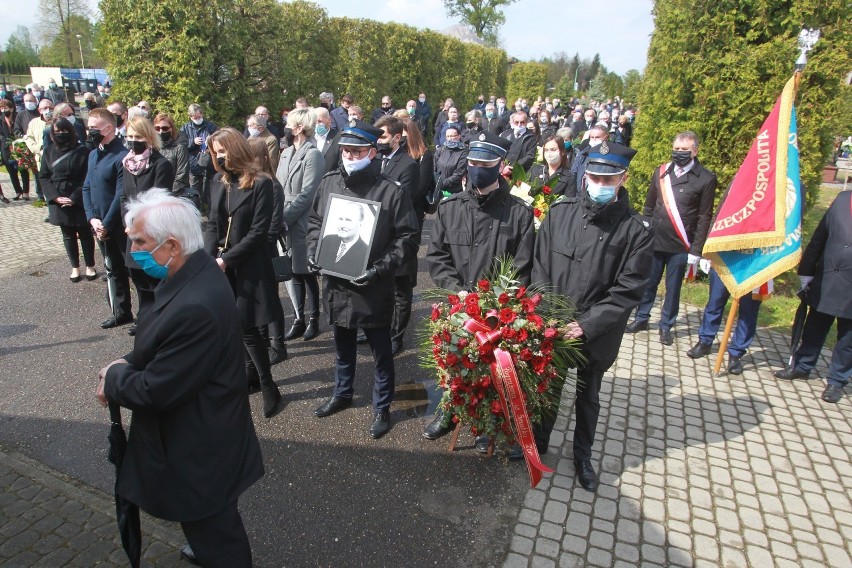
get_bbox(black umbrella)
[788,288,809,368]
[107,401,141,568]
[104,254,119,318]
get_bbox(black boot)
[269,339,288,365]
[303,318,320,341]
[284,319,306,341]
[262,386,283,418]
[246,363,261,394]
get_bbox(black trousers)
[391,274,415,345]
[333,326,395,412]
[60,225,95,268]
[5,162,28,195]
[289,274,320,321]
[534,365,605,462]
[128,267,159,319]
[180,500,252,568]
[98,232,132,319]
[244,327,275,390]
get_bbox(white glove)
[687,254,699,265]
[799,275,814,290]
[699,258,712,274]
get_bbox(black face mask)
[671,150,693,167]
[85,100,97,109]
[466,121,475,128]
[1,109,10,116]
[129,140,147,155]
[468,164,501,189]
[86,129,104,149]
[216,156,227,170]
[112,113,124,128]
[159,130,172,144]
[376,142,393,156]
[54,131,75,145]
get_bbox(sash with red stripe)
[659,163,691,252]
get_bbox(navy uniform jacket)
[533,189,654,370]
[307,159,419,328]
[642,159,717,256]
[799,190,852,319]
[104,251,264,522]
[427,178,534,291]
[81,137,129,234]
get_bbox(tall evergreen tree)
[630,0,851,207]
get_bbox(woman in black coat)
[121,117,176,321]
[433,127,468,197]
[204,128,284,419]
[527,135,576,198]
[39,117,95,281]
[401,117,435,220]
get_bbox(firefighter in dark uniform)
[423,131,535,442]
[306,120,419,439]
[532,142,654,491]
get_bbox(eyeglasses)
[341,147,371,158]
[154,126,172,132]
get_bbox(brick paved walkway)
[0,448,181,566]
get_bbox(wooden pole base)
[447,422,493,456]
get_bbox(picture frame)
[316,194,381,280]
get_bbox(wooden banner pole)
[713,298,740,375]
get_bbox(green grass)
[679,184,841,348]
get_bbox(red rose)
[462,356,476,369]
[431,305,441,321]
[543,185,552,195]
[516,328,529,342]
[465,304,481,318]
[544,327,558,339]
[448,294,460,306]
[490,399,503,415]
[532,355,547,374]
[465,292,479,305]
[520,348,533,361]
[450,303,462,314]
[541,340,554,354]
[498,292,510,305]
[442,330,451,343]
[452,415,459,424]
[479,375,492,389]
[501,326,515,340]
[478,342,494,356]
[528,314,543,328]
[537,379,549,393]
[478,279,490,291]
[515,286,527,299]
[530,294,542,307]
[533,208,542,218]
[499,308,516,324]
[480,350,495,364]
[457,337,469,349]
[446,353,459,366]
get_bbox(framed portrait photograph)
[316,194,381,280]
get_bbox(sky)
[1,0,654,75]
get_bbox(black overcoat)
[382,150,422,280]
[799,190,852,319]
[119,151,176,221]
[307,160,419,329]
[39,143,89,227]
[204,174,285,330]
[533,189,654,370]
[104,251,264,522]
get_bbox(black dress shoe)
[314,396,352,417]
[774,367,810,380]
[369,410,391,439]
[475,435,491,454]
[127,324,136,337]
[687,341,712,359]
[69,275,82,283]
[85,270,98,281]
[506,444,524,461]
[422,414,454,440]
[100,315,133,329]
[625,319,649,333]
[727,355,743,375]
[284,320,306,341]
[262,388,284,418]
[659,328,674,346]
[575,459,598,492]
[180,543,200,565]
[302,319,320,341]
[822,384,844,404]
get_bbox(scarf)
[122,148,152,175]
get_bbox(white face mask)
[342,153,372,175]
[66,115,76,124]
[589,139,603,147]
[191,117,204,125]
[513,125,526,136]
[544,151,561,165]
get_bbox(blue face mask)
[130,241,171,279]
[564,141,572,150]
[315,123,329,137]
[585,177,621,204]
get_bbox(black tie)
[381,157,389,172]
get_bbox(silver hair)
[124,188,203,254]
[556,127,573,141]
[187,103,203,114]
[286,108,316,138]
[249,114,268,128]
[127,106,147,120]
[675,130,700,149]
[319,92,333,101]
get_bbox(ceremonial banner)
[704,75,803,298]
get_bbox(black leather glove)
[307,256,323,275]
[351,267,379,287]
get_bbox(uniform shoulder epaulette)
[630,211,652,231]
[550,195,578,208]
[507,193,533,209]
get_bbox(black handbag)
[271,236,293,282]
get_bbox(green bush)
[506,62,547,104]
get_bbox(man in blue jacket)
[82,108,131,329]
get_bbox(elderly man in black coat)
[532,142,653,492]
[97,188,264,567]
[307,120,419,439]
[775,190,852,404]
